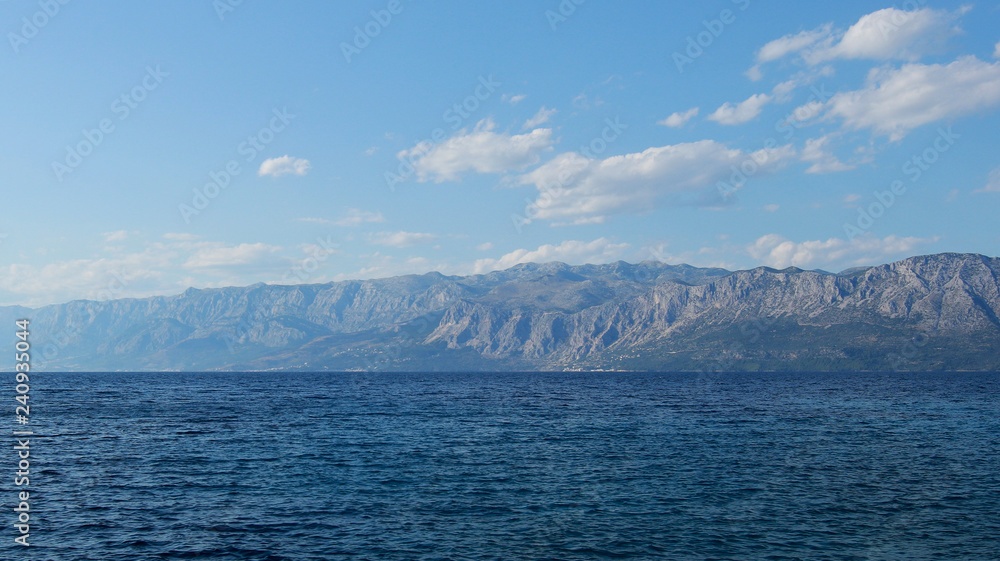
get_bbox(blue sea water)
[3,371,999,560]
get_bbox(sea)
[4,371,999,560]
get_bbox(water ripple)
[2,371,997,560]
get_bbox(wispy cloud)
[102,230,132,243]
[801,134,855,174]
[371,231,439,248]
[182,242,283,270]
[0,239,293,307]
[163,232,200,241]
[974,167,1000,193]
[757,25,833,64]
[658,107,699,128]
[334,209,386,227]
[708,94,772,125]
[771,67,834,103]
[523,106,557,129]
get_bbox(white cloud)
[516,140,796,223]
[974,167,1000,193]
[298,241,341,257]
[843,194,862,203]
[806,7,964,64]
[708,94,772,125]
[503,93,527,104]
[763,204,780,212]
[472,238,629,274]
[399,119,554,182]
[756,25,833,63]
[183,242,283,270]
[476,242,494,251]
[772,80,799,103]
[748,233,935,269]
[754,8,965,69]
[163,232,200,241]
[995,40,1000,59]
[0,239,294,306]
[782,99,827,130]
[572,92,604,109]
[744,65,764,82]
[102,230,132,243]
[659,107,699,128]
[523,106,557,129]
[551,216,607,227]
[801,135,855,174]
[365,146,379,156]
[822,56,1000,140]
[258,155,312,177]
[771,66,834,103]
[371,231,438,248]
[334,209,386,227]
[0,257,164,307]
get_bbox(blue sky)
[2,0,1000,306]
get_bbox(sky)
[2,0,1000,306]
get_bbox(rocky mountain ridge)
[6,253,998,372]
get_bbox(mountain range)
[7,252,1000,372]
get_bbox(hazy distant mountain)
[7,253,999,372]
